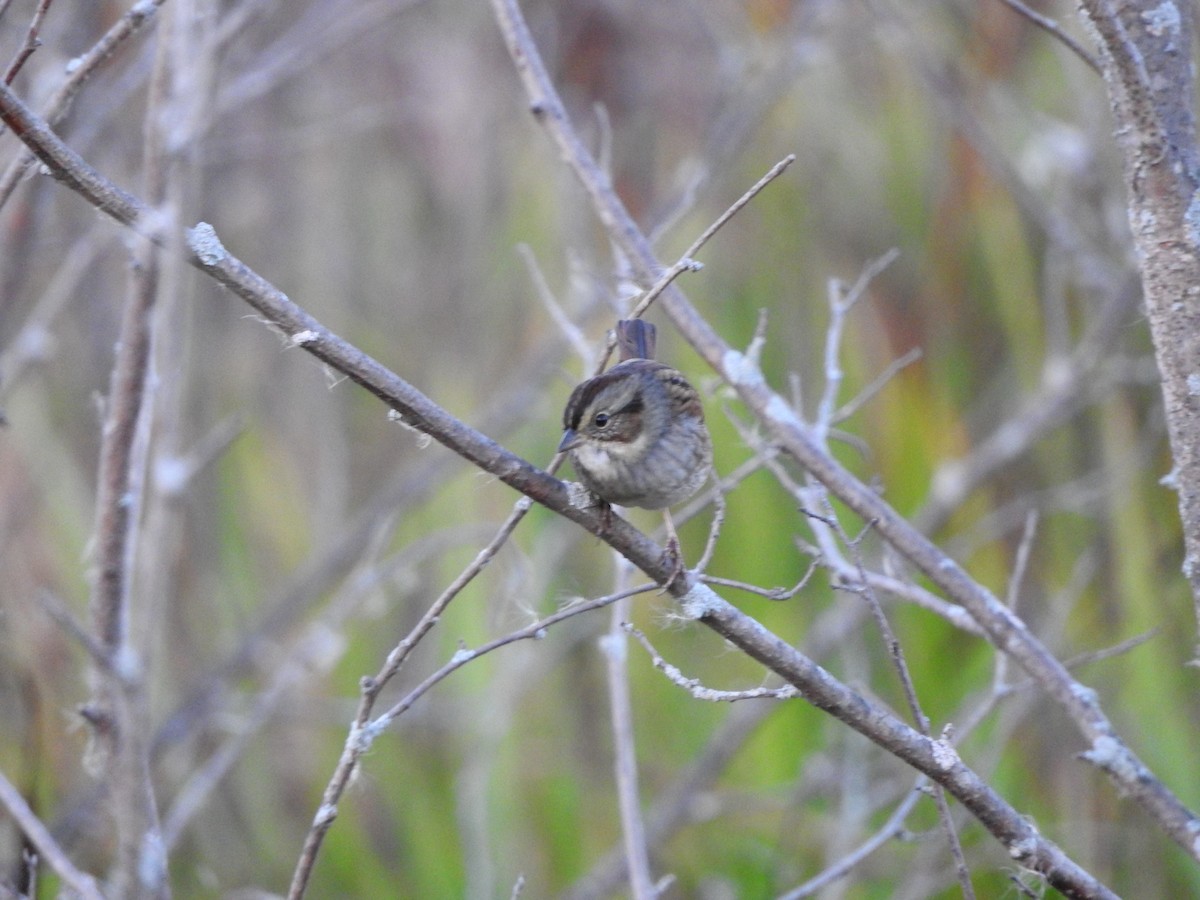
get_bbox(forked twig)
[288,495,540,898]
[627,155,795,320]
[699,555,821,602]
[3,0,54,85]
[0,0,169,210]
[625,624,799,702]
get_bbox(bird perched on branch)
[559,319,712,584]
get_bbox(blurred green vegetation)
[0,0,1197,897]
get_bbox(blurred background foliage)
[0,0,1196,897]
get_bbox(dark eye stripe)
[569,375,616,420]
[618,395,643,416]
[564,360,658,430]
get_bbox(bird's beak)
[558,428,580,453]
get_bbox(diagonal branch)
[0,769,105,900]
[0,0,169,210]
[3,0,55,85]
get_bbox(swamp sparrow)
[559,320,712,575]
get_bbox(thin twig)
[518,243,592,367]
[1008,872,1042,899]
[833,346,922,425]
[1007,512,1039,612]
[214,0,428,116]
[692,468,725,574]
[815,249,898,441]
[161,527,482,850]
[287,495,539,899]
[627,155,795,320]
[0,770,105,900]
[35,590,111,671]
[3,0,54,85]
[778,786,923,899]
[699,556,821,602]
[684,156,795,261]
[626,625,799,702]
[603,577,655,898]
[1067,628,1161,669]
[0,229,108,402]
[0,0,169,210]
[818,498,975,898]
[917,280,1138,534]
[996,0,1103,75]
[372,585,657,731]
[832,559,984,636]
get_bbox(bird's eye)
[593,412,610,428]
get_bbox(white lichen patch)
[186,222,226,265]
[1142,1,1181,38]
[291,330,319,346]
[931,738,959,772]
[721,349,764,389]
[566,481,595,510]
[763,394,798,427]
[678,582,723,619]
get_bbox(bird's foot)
[659,535,687,593]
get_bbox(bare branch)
[518,243,592,367]
[833,346,922,426]
[159,526,478,849]
[816,249,899,441]
[691,467,725,574]
[603,588,655,898]
[778,787,922,899]
[917,279,1139,534]
[699,555,821,602]
[0,0,169,210]
[3,0,54,85]
[0,769,105,900]
[995,0,1103,74]
[625,624,799,702]
[627,154,795,320]
[815,498,973,898]
[563,700,776,900]
[1006,512,1040,611]
[287,497,541,898]
[33,590,109,669]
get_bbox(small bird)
[559,319,712,580]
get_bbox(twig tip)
[186,222,226,266]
